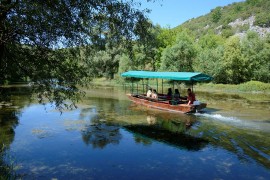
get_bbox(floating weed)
[31,128,53,139]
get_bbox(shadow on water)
[124,124,209,151]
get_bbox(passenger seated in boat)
[173,89,180,101]
[167,88,172,100]
[187,88,196,105]
[147,88,152,97]
[151,89,158,99]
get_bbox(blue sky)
[140,0,245,28]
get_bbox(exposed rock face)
[228,16,255,28]
[229,16,270,37]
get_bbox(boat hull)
[127,94,207,114]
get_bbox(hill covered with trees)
[113,0,270,84]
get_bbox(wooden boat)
[127,94,207,113]
[121,71,213,114]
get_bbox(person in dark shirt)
[167,88,172,100]
[173,89,180,101]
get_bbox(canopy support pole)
[131,78,133,94]
[156,79,158,92]
[162,79,164,94]
[142,79,144,94]
[137,82,138,95]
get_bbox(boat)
[121,71,213,114]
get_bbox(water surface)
[0,86,270,179]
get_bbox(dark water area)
[0,86,270,179]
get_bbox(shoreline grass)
[90,78,270,95]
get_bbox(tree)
[133,21,161,71]
[160,30,196,72]
[88,44,123,79]
[211,7,222,23]
[241,31,264,80]
[0,0,150,109]
[223,36,247,84]
[198,33,224,49]
[194,46,225,83]
[254,45,270,82]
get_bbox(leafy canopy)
[0,0,151,109]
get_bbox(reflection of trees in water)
[81,122,122,149]
[79,106,122,149]
[78,97,128,149]
[0,110,18,149]
[0,109,19,178]
[0,86,32,178]
[134,135,152,146]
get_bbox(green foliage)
[157,28,178,48]
[180,0,269,36]
[87,43,123,79]
[160,31,196,72]
[238,81,270,92]
[253,42,270,83]
[241,31,270,83]
[211,7,222,23]
[254,13,270,27]
[0,0,151,109]
[223,36,247,84]
[198,34,225,49]
[197,81,270,93]
[238,24,250,32]
[194,46,225,83]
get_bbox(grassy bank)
[90,78,270,94]
[89,78,120,87]
[196,81,270,94]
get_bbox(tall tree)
[223,36,247,84]
[160,30,196,72]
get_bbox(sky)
[140,0,245,28]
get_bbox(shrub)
[238,81,270,92]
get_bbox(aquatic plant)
[0,144,21,179]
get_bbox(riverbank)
[90,78,270,94]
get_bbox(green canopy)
[121,71,213,82]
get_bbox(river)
[0,85,270,179]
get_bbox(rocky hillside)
[177,0,270,38]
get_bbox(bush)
[254,13,270,27]
[238,81,270,92]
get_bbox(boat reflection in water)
[124,108,208,151]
